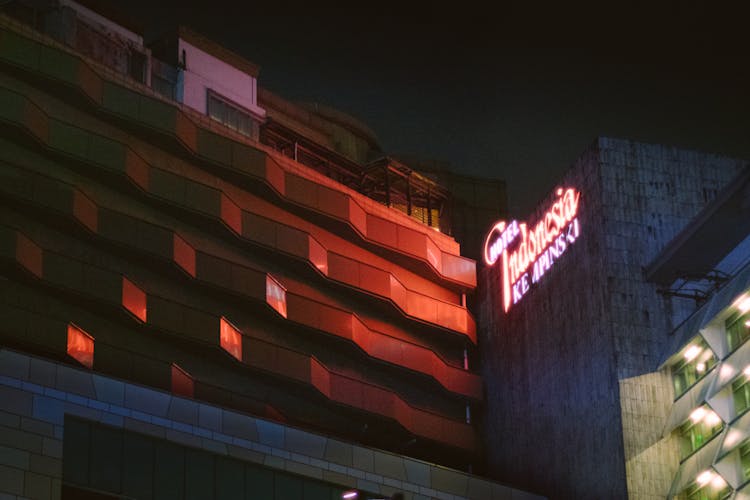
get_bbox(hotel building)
[0,1,540,499]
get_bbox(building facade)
[0,2,542,499]
[479,136,750,499]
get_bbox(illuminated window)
[732,375,750,416]
[677,472,730,500]
[207,91,257,138]
[67,323,94,369]
[391,203,440,230]
[672,337,717,399]
[677,406,723,460]
[727,310,750,353]
[266,274,287,318]
[741,442,750,480]
[171,363,194,398]
[219,317,242,361]
[121,277,147,322]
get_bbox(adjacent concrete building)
[479,137,750,499]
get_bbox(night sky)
[116,1,748,215]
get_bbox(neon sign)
[483,188,581,312]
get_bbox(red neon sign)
[483,188,581,312]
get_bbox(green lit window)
[672,338,717,399]
[677,406,723,460]
[741,442,750,480]
[727,311,750,353]
[207,92,257,138]
[733,376,750,416]
[678,473,731,500]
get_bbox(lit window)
[672,337,717,398]
[207,91,257,138]
[677,471,730,500]
[171,363,194,398]
[678,406,723,460]
[121,277,147,322]
[266,274,287,318]
[220,317,242,361]
[741,442,750,481]
[726,309,750,353]
[733,375,750,416]
[67,323,94,369]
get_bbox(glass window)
[672,337,717,398]
[733,375,750,416]
[741,442,750,481]
[266,275,287,318]
[207,92,256,138]
[727,310,750,353]
[219,317,242,361]
[67,323,94,369]
[678,481,731,500]
[171,363,194,398]
[677,406,723,460]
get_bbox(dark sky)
[117,1,749,215]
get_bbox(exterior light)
[704,410,721,427]
[689,407,707,423]
[696,470,713,486]
[696,362,706,373]
[724,429,742,447]
[745,319,750,327]
[737,296,750,313]
[744,365,750,377]
[684,345,701,362]
[711,474,727,489]
[342,491,358,499]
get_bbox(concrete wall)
[619,371,679,500]
[179,38,265,119]
[478,137,745,499]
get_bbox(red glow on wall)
[67,323,94,368]
[483,187,581,312]
[15,232,42,278]
[171,363,195,397]
[121,277,147,322]
[266,274,287,318]
[220,317,242,361]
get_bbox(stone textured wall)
[478,137,745,499]
[619,371,679,500]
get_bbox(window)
[266,274,287,318]
[207,92,257,138]
[678,481,731,500]
[219,317,242,361]
[741,441,750,480]
[171,363,195,398]
[733,375,750,416]
[121,277,147,322]
[67,323,94,369]
[672,337,717,398]
[677,406,723,460]
[727,310,750,353]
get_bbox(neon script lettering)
[483,188,581,312]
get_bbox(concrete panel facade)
[479,137,746,499]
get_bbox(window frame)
[672,338,717,400]
[206,89,258,138]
